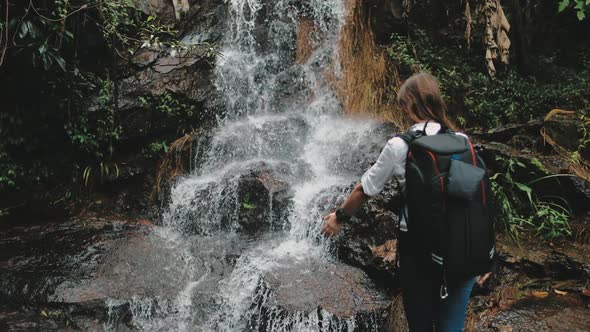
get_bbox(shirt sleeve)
[360,137,408,196]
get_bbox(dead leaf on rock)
[532,291,549,298]
[369,239,397,263]
[582,289,590,297]
[498,299,514,310]
[554,289,568,296]
[136,219,154,227]
[498,325,513,332]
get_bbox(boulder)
[164,160,301,235]
[116,56,220,141]
[470,119,544,149]
[467,235,590,332]
[118,0,228,140]
[473,292,590,332]
[250,257,391,331]
[0,216,152,329]
[0,216,247,330]
[335,180,401,288]
[131,48,160,68]
[329,122,398,177]
[237,162,294,234]
[133,0,177,24]
[177,0,227,44]
[497,238,590,281]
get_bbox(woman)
[321,73,490,332]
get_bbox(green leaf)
[577,10,586,20]
[558,0,570,12]
[64,30,74,40]
[515,182,533,204]
[18,21,31,39]
[52,53,66,71]
[38,43,47,55]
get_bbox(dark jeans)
[400,251,475,332]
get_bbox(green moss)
[242,202,257,210]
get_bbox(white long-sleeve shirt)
[360,122,467,231]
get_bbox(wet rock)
[331,122,398,177]
[470,119,544,145]
[269,66,312,112]
[250,258,391,331]
[474,294,590,332]
[335,181,400,288]
[0,217,151,329]
[118,57,217,112]
[115,0,226,138]
[0,303,104,331]
[0,217,149,304]
[0,216,248,330]
[153,54,201,74]
[165,159,304,236]
[53,236,192,304]
[131,48,160,68]
[177,0,227,44]
[498,239,590,280]
[538,110,580,150]
[133,0,176,24]
[467,234,590,332]
[237,162,294,234]
[114,59,220,147]
[206,115,310,164]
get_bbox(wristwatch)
[335,208,351,224]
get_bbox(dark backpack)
[399,124,495,296]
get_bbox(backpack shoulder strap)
[440,124,453,135]
[397,130,422,144]
[398,120,430,144]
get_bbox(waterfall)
[134,0,388,330]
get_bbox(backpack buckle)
[440,284,449,299]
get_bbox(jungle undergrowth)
[490,157,572,241]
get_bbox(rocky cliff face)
[75,0,228,219]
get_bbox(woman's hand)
[321,212,342,237]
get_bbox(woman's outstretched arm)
[321,136,408,237]
[321,183,367,236]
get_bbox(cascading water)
[124,0,391,330]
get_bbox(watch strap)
[335,208,351,223]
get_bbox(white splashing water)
[120,0,387,330]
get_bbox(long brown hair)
[397,73,456,131]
